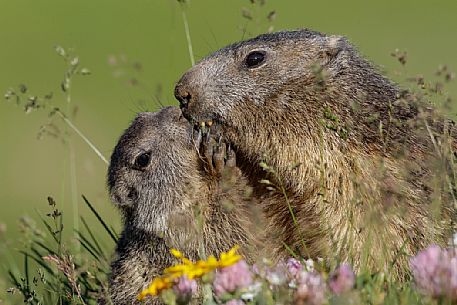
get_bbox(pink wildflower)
[410,245,457,300]
[294,271,326,305]
[173,276,197,304]
[213,260,253,297]
[328,264,355,294]
[286,258,303,278]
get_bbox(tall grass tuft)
[6,196,116,305]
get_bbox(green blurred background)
[0,0,456,300]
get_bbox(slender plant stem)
[55,110,109,165]
[69,141,80,247]
[180,6,195,66]
[202,283,216,305]
[58,149,67,303]
[64,85,81,255]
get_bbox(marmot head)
[175,29,398,146]
[108,106,201,234]
[175,30,346,123]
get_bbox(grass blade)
[80,216,104,259]
[76,232,100,260]
[81,195,117,243]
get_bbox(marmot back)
[175,29,455,278]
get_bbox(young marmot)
[106,106,263,304]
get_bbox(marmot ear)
[323,35,345,62]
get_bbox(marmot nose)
[174,84,193,109]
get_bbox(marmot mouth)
[189,120,227,149]
[183,109,224,129]
[194,120,214,128]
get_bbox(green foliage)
[6,196,115,305]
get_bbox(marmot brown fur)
[175,29,455,278]
[106,106,263,304]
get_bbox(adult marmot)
[175,29,455,278]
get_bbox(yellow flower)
[137,276,173,300]
[170,249,184,259]
[218,245,242,267]
[138,245,242,301]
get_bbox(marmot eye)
[134,152,151,169]
[245,51,266,68]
